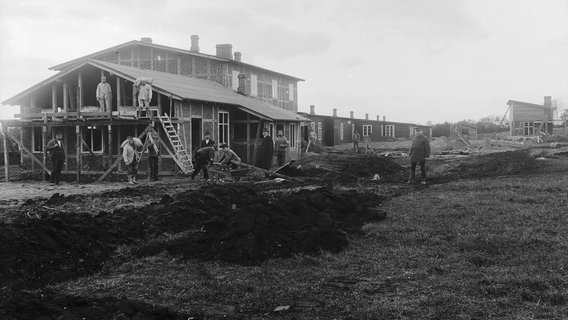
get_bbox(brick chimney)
[140,37,153,43]
[216,44,233,59]
[310,105,315,115]
[544,96,552,107]
[365,113,369,120]
[234,52,242,62]
[350,111,354,119]
[190,35,200,52]
[333,108,337,117]
[383,116,386,121]
[237,73,246,94]
[376,115,380,121]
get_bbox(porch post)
[78,72,83,117]
[63,83,69,113]
[116,78,121,110]
[42,114,48,181]
[108,125,112,168]
[52,85,57,112]
[76,125,81,183]
[2,124,9,182]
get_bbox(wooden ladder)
[158,113,194,174]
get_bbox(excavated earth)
[0,149,559,319]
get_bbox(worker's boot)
[132,176,138,184]
[128,176,135,185]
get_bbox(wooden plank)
[5,130,51,175]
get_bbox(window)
[288,84,294,101]
[523,122,534,135]
[363,125,372,136]
[251,74,258,96]
[384,125,395,137]
[317,122,323,141]
[289,123,297,148]
[272,80,278,99]
[32,127,43,152]
[82,126,103,153]
[218,111,229,146]
[340,123,344,141]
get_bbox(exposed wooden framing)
[80,136,95,156]
[42,114,48,179]
[2,124,9,182]
[51,85,57,112]
[107,125,112,168]
[150,47,154,70]
[132,83,136,108]
[63,83,69,113]
[169,96,173,118]
[4,129,51,175]
[19,127,23,168]
[78,72,83,117]
[64,126,68,172]
[76,125,81,182]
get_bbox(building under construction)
[0,36,309,182]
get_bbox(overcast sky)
[0,0,566,124]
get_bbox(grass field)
[52,171,568,319]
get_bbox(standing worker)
[258,128,274,170]
[274,130,289,166]
[147,131,160,181]
[45,132,65,186]
[123,136,139,185]
[352,130,361,153]
[96,76,112,112]
[191,146,216,181]
[137,79,153,113]
[200,132,216,148]
[407,128,431,185]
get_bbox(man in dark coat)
[200,132,216,149]
[258,128,274,170]
[147,131,160,181]
[45,133,65,185]
[191,146,215,180]
[408,128,431,185]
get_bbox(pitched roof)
[3,60,309,122]
[507,100,550,109]
[49,40,304,81]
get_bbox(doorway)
[191,118,202,152]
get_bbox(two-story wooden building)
[0,36,309,182]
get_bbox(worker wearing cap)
[45,133,65,186]
[218,143,241,169]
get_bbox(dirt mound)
[136,184,387,263]
[0,184,386,295]
[431,150,538,181]
[0,290,188,320]
[284,154,405,182]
